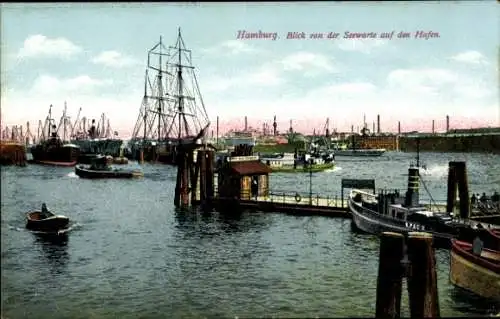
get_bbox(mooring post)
[406,232,440,318]
[139,149,144,164]
[180,151,191,207]
[205,150,215,201]
[375,232,405,319]
[190,149,199,204]
[174,149,184,208]
[199,150,207,203]
[454,162,470,219]
[446,162,457,213]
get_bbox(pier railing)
[210,186,349,208]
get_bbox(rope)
[418,172,442,213]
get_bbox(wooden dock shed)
[217,156,272,200]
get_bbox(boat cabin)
[217,155,272,200]
[90,155,111,170]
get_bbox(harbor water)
[1,151,499,318]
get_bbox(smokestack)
[377,114,380,134]
[351,125,354,133]
[216,116,219,144]
[244,116,248,132]
[432,120,435,134]
[372,121,375,135]
[273,115,277,136]
[446,115,450,132]
[398,121,401,134]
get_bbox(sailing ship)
[30,104,80,166]
[348,154,499,249]
[129,28,210,165]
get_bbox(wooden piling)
[446,163,457,214]
[454,162,470,219]
[198,150,207,203]
[205,150,215,200]
[174,149,183,207]
[181,151,191,206]
[375,232,405,319]
[139,149,144,164]
[191,151,200,203]
[446,161,470,218]
[406,232,440,318]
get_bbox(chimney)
[405,166,420,207]
[398,121,401,134]
[446,115,450,132]
[377,114,380,134]
[216,116,219,144]
[273,115,277,136]
[351,125,354,133]
[244,116,248,132]
[432,120,435,134]
[372,121,375,135]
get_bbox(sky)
[1,2,499,138]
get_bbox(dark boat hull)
[75,165,142,179]
[31,143,79,166]
[32,160,77,167]
[334,149,385,157]
[26,211,70,232]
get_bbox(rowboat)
[26,211,70,233]
[450,239,500,301]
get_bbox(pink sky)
[108,115,497,138]
[2,114,498,140]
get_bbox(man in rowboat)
[40,203,52,219]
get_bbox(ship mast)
[131,36,172,141]
[164,27,210,141]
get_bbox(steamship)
[348,160,498,249]
[31,106,79,166]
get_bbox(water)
[1,152,499,318]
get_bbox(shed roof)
[230,160,272,175]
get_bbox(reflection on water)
[174,208,270,236]
[34,233,70,273]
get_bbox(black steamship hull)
[348,197,454,249]
[31,144,80,166]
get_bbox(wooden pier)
[173,143,498,223]
[0,141,26,166]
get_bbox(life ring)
[295,193,301,202]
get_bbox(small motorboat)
[450,238,500,301]
[75,155,142,179]
[26,210,70,232]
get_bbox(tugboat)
[75,155,143,179]
[70,110,125,164]
[30,105,80,166]
[348,159,499,249]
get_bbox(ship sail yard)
[130,28,210,165]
